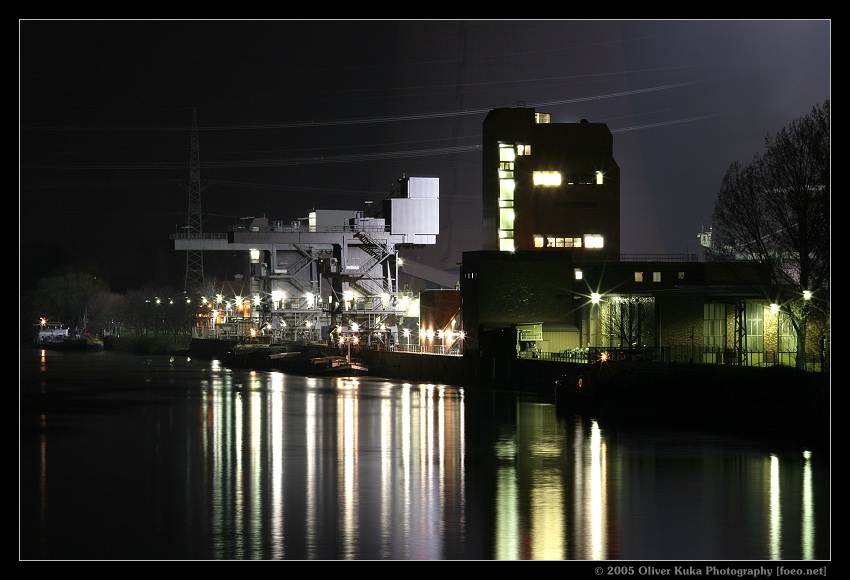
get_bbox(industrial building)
[172,175,455,348]
[173,105,827,373]
[481,106,620,259]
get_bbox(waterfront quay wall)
[360,349,581,396]
[188,338,581,395]
[188,337,238,358]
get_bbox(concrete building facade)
[482,106,620,260]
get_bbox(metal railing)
[520,345,827,372]
[188,330,827,372]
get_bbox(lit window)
[678,272,685,280]
[584,234,604,248]
[499,144,516,162]
[535,112,551,124]
[516,144,532,156]
[574,268,583,280]
[653,271,661,282]
[499,239,515,252]
[533,235,544,248]
[498,207,515,228]
[635,272,644,282]
[499,180,515,200]
[532,171,562,186]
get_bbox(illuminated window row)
[498,143,516,252]
[533,236,583,248]
[532,170,604,186]
[533,234,604,249]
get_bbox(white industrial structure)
[171,176,456,347]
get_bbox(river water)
[19,347,830,562]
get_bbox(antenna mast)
[184,109,204,292]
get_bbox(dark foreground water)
[20,347,831,562]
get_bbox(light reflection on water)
[20,349,829,560]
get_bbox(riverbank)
[28,335,831,449]
[553,361,830,450]
[100,334,192,355]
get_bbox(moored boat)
[305,354,369,376]
[34,321,104,351]
[266,348,369,376]
[222,342,368,376]
[224,341,290,369]
[43,337,105,352]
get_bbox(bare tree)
[604,296,655,349]
[711,100,829,370]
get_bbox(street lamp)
[338,332,360,364]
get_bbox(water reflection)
[181,368,467,560]
[20,350,828,560]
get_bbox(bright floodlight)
[591,293,601,304]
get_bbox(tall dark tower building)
[482,106,620,260]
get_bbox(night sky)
[19,19,831,292]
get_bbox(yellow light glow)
[499,145,516,162]
[532,171,562,186]
[499,239,515,252]
[584,235,604,249]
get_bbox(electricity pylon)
[184,109,206,293]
